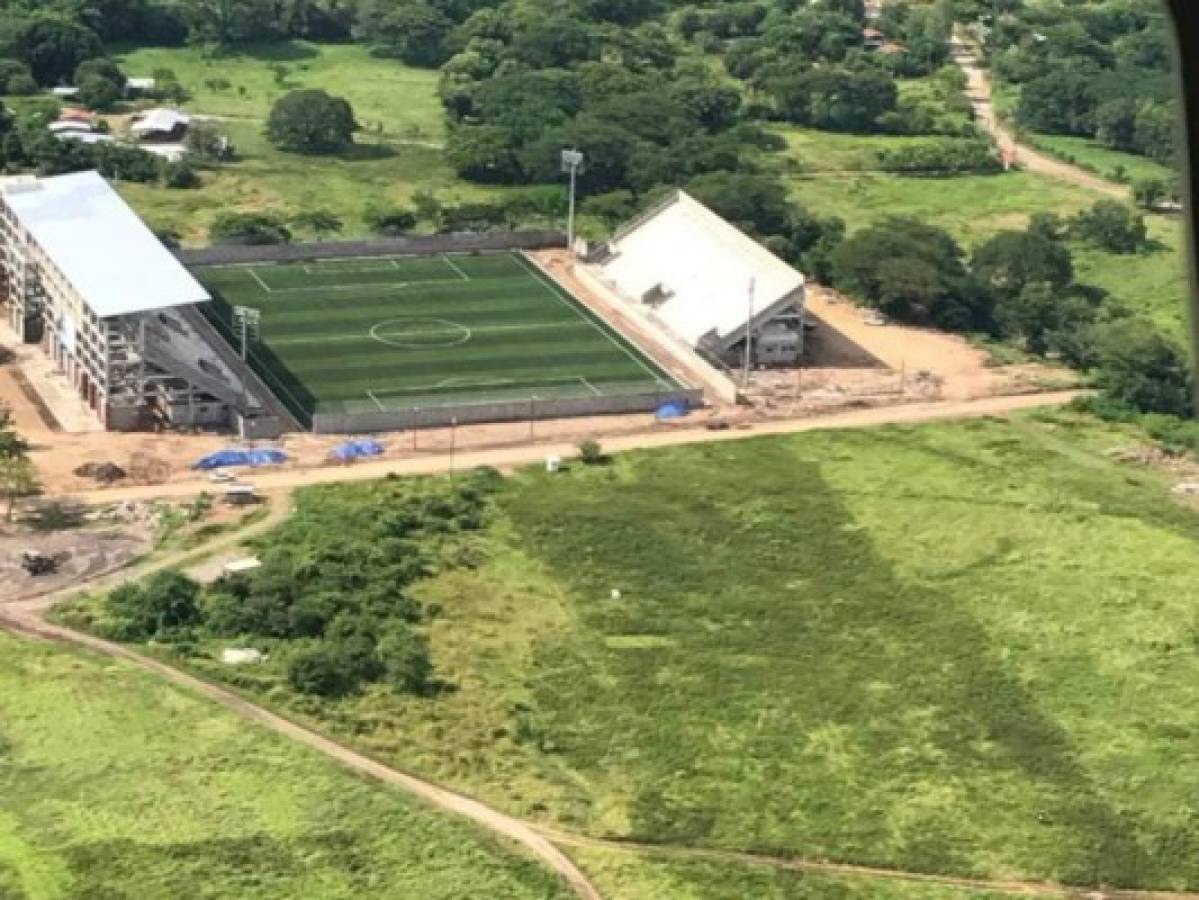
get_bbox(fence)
[310,387,704,434]
[176,231,567,267]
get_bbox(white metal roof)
[131,108,190,135]
[600,191,805,349]
[0,171,210,317]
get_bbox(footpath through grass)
[0,633,573,899]
[138,413,1199,895]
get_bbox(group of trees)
[970,0,1179,166]
[102,470,505,699]
[827,200,1191,418]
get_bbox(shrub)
[210,212,292,245]
[877,139,1003,175]
[1069,199,1148,254]
[578,439,604,465]
[104,572,202,642]
[364,206,417,237]
[287,647,357,697]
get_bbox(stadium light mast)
[561,148,585,250]
[742,277,755,387]
[232,305,260,412]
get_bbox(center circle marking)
[369,317,471,349]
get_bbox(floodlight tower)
[232,305,260,411]
[561,148,585,249]
[742,277,755,387]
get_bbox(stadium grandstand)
[590,190,807,368]
[0,171,295,436]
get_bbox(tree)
[0,407,36,523]
[3,13,103,86]
[78,73,122,111]
[377,624,433,694]
[1131,177,1168,210]
[1069,200,1148,253]
[267,89,356,154]
[293,209,343,240]
[445,125,521,183]
[0,59,36,94]
[971,229,1074,299]
[1016,67,1097,135]
[210,211,292,245]
[366,1,452,68]
[994,282,1095,355]
[511,17,597,68]
[287,646,357,697]
[1090,321,1193,417]
[105,572,202,641]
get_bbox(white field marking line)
[442,254,470,281]
[302,263,399,275]
[578,376,603,397]
[270,320,590,347]
[367,373,600,402]
[259,277,455,296]
[366,389,387,411]
[513,254,670,388]
[248,267,273,293]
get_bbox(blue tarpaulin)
[332,439,386,461]
[655,401,689,421]
[194,449,288,470]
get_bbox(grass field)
[125,412,1199,894]
[108,42,501,244]
[195,252,679,423]
[0,632,573,899]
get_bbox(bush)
[287,647,357,697]
[577,439,604,465]
[877,139,1003,175]
[1090,320,1193,417]
[105,572,202,642]
[1069,200,1148,254]
[364,206,417,237]
[211,212,292,245]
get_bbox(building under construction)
[0,171,294,436]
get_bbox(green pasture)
[164,411,1199,894]
[1024,133,1177,185]
[109,43,498,244]
[0,633,573,899]
[195,252,678,422]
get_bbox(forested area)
[956,0,1178,171]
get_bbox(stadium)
[1,172,810,437]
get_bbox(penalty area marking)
[369,317,472,349]
[362,374,603,411]
[441,255,470,282]
[248,268,272,293]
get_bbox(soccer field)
[194,252,681,425]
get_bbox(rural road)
[951,33,1129,199]
[61,390,1081,504]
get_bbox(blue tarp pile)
[194,448,288,470]
[655,401,689,421]
[332,439,386,461]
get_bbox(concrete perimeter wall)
[176,231,567,267]
[311,388,703,434]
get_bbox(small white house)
[51,86,80,99]
[222,556,262,577]
[131,108,190,142]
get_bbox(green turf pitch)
[195,253,680,424]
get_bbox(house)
[130,108,190,142]
[51,86,79,99]
[862,27,885,50]
[125,77,156,96]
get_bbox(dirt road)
[56,391,1081,504]
[0,505,603,900]
[951,35,1128,199]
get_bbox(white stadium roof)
[599,190,805,350]
[0,171,209,318]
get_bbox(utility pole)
[742,277,755,387]
[561,149,585,250]
[449,415,458,484]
